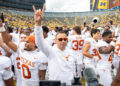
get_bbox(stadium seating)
[0,8,120,30]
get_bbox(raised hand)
[33,5,45,26]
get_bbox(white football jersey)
[68,35,86,64]
[96,40,112,69]
[113,37,120,69]
[114,37,120,59]
[83,38,100,66]
[19,49,47,86]
[0,56,13,86]
[11,51,22,86]
[10,42,25,86]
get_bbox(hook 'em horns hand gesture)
[33,4,45,26]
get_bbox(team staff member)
[34,5,78,85]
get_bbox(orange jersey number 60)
[72,40,84,50]
[22,64,31,79]
[16,57,20,69]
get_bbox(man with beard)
[96,30,114,86]
[1,25,48,86]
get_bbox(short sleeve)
[2,67,13,80]
[38,63,47,70]
[38,52,48,70]
[0,56,13,80]
[0,56,12,71]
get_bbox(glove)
[93,56,99,62]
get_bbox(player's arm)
[83,41,93,58]
[39,70,46,80]
[1,31,17,52]
[4,67,15,86]
[35,26,52,56]
[3,64,15,86]
[38,62,47,80]
[4,77,15,86]
[0,19,17,52]
[0,36,12,57]
[98,45,114,54]
[0,19,15,52]
[33,5,53,57]
[111,63,120,86]
[0,36,12,52]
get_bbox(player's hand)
[33,4,45,26]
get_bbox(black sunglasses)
[58,38,68,41]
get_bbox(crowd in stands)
[1,8,120,31]
[1,7,120,86]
